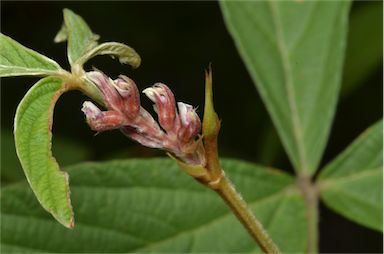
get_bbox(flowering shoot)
[82,71,205,166]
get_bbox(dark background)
[1,1,382,253]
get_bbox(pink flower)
[82,71,205,166]
[143,83,178,132]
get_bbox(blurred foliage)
[341,1,382,96]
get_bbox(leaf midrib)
[322,186,381,213]
[267,1,308,173]
[318,168,381,189]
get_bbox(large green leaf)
[220,1,351,174]
[318,120,383,231]
[342,2,383,96]
[14,77,74,228]
[0,34,61,77]
[57,9,99,65]
[1,159,307,253]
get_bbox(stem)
[57,69,105,106]
[297,174,319,253]
[214,175,281,254]
[201,66,280,253]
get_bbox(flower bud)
[87,71,141,123]
[143,83,177,132]
[114,75,140,120]
[82,101,124,132]
[177,102,201,142]
[87,71,122,110]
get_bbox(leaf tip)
[68,217,75,229]
[63,8,74,16]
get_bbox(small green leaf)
[318,120,383,231]
[1,159,308,253]
[220,1,351,174]
[14,77,74,228]
[342,2,383,96]
[59,9,99,65]
[77,42,141,68]
[0,34,61,77]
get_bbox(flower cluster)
[82,71,205,166]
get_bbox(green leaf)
[1,129,91,184]
[0,34,61,77]
[342,2,383,96]
[318,120,383,231]
[1,159,308,253]
[14,77,74,228]
[59,9,99,65]
[77,42,141,68]
[220,1,351,174]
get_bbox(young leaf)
[59,8,99,65]
[76,42,141,69]
[14,77,74,228]
[318,120,383,231]
[0,34,61,77]
[1,159,308,253]
[220,1,351,174]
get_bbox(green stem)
[201,66,280,253]
[297,174,319,253]
[214,175,281,254]
[56,69,105,106]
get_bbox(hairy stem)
[297,174,319,253]
[214,175,281,254]
[201,66,280,253]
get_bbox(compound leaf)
[14,77,74,228]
